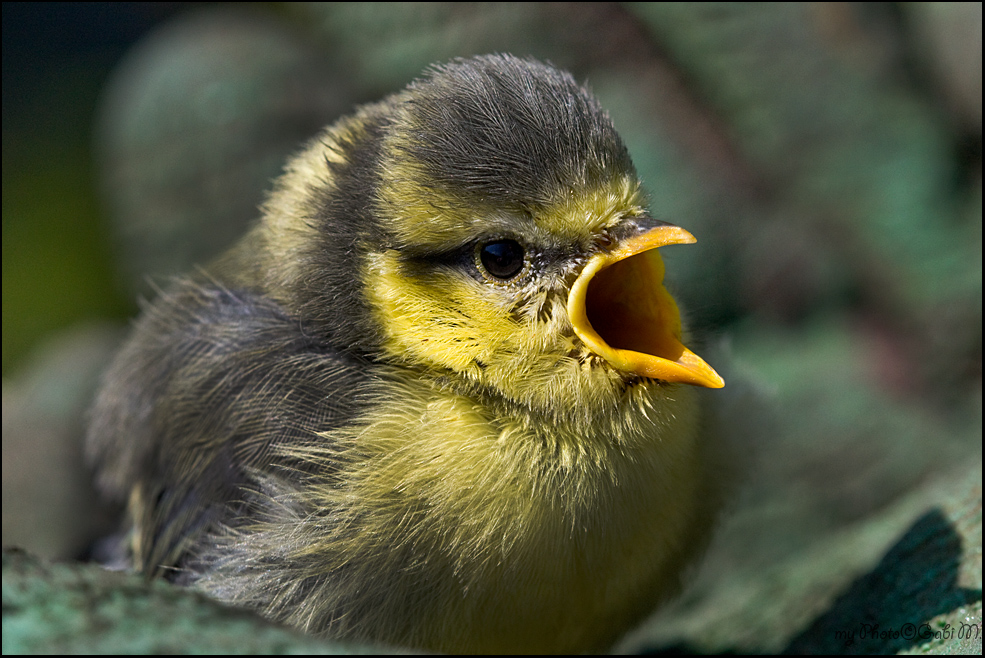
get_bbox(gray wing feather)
[87,279,368,578]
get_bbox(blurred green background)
[3,2,981,653]
[3,3,159,375]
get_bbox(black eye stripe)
[478,240,525,280]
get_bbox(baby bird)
[87,54,724,653]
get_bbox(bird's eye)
[477,239,526,280]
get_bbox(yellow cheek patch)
[568,226,724,388]
[363,251,519,375]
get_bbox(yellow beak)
[567,224,724,388]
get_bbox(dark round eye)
[478,239,526,280]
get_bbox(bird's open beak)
[567,224,724,388]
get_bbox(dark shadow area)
[636,509,980,655]
[782,509,981,654]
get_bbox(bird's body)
[88,55,724,653]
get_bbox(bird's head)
[249,55,723,419]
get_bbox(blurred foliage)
[2,2,174,375]
[2,2,980,654]
[2,548,388,654]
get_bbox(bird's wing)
[87,279,370,579]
